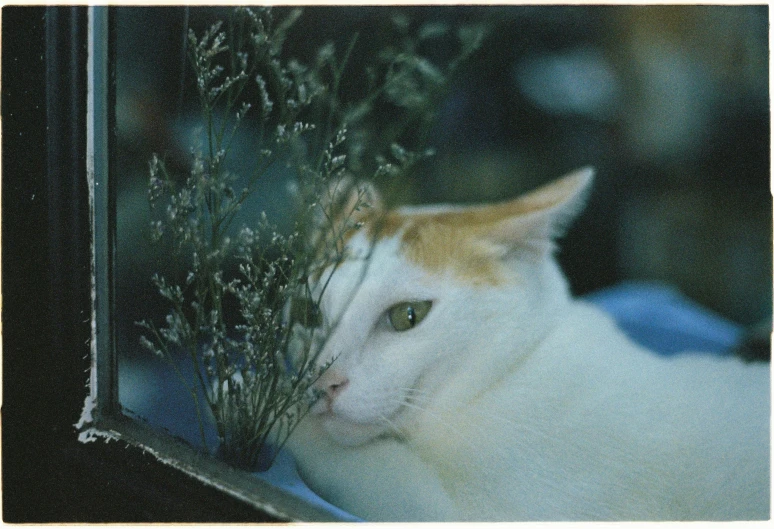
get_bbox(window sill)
[84,413,348,522]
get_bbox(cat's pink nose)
[325,376,349,401]
[318,370,349,406]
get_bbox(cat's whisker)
[390,384,426,392]
[386,396,457,433]
[396,387,433,402]
[378,412,405,439]
[392,388,561,446]
[394,399,430,414]
[381,396,494,455]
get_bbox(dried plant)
[138,7,486,471]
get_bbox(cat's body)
[286,169,770,521]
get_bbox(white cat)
[285,168,770,521]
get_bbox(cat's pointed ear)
[315,177,384,222]
[488,167,594,254]
[311,178,384,250]
[346,180,385,219]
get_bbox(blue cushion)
[585,281,742,356]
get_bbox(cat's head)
[294,168,594,446]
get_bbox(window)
[70,5,769,522]
[79,6,355,521]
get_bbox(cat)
[285,168,770,521]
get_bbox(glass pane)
[114,5,769,521]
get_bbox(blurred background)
[115,5,770,376]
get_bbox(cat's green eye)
[387,300,432,332]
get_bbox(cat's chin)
[321,414,387,447]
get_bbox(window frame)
[5,6,258,522]
[77,6,344,522]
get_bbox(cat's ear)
[487,167,594,255]
[323,178,384,224]
[312,178,384,245]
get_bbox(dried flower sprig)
[138,7,486,471]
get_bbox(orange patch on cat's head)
[364,169,594,285]
[319,168,593,285]
[388,213,510,285]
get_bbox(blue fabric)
[585,281,743,356]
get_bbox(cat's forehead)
[356,205,512,286]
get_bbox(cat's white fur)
[286,169,770,521]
